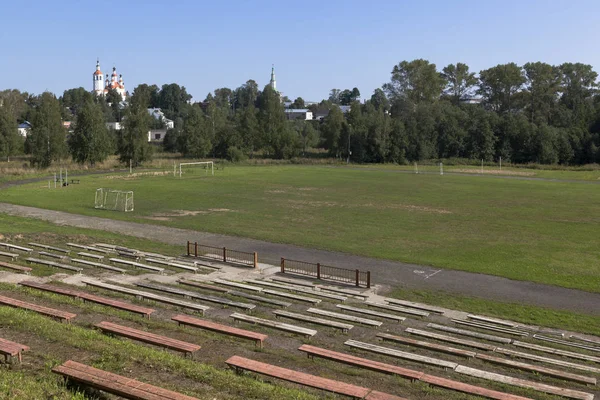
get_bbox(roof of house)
[284,109,310,113]
[18,121,32,129]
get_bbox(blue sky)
[1,0,598,102]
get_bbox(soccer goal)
[95,188,134,212]
[178,161,214,178]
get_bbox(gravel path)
[1,202,599,316]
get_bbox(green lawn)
[1,165,600,292]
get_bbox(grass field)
[1,165,600,293]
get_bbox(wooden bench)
[337,305,406,323]
[178,279,229,293]
[274,310,354,333]
[262,289,322,304]
[25,257,83,273]
[135,282,256,311]
[0,337,29,363]
[427,323,512,344]
[95,321,200,356]
[377,333,476,358]
[495,347,600,374]
[298,345,534,400]
[77,252,104,261]
[172,314,267,348]
[67,243,111,254]
[0,243,33,253]
[365,301,430,318]
[475,353,596,385]
[0,261,31,274]
[307,308,382,327]
[52,360,200,400]
[405,327,497,351]
[452,319,529,337]
[246,280,348,301]
[38,251,67,260]
[0,251,18,261]
[271,276,316,288]
[212,279,263,292]
[0,294,76,323]
[226,355,406,400]
[230,313,317,338]
[454,365,594,400]
[20,281,153,318]
[384,298,445,314]
[511,340,600,364]
[533,334,600,353]
[82,280,209,315]
[109,258,164,273]
[229,290,292,308]
[71,258,126,273]
[29,242,70,254]
[146,258,198,273]
[344,340,458,370]
[117,251,141,260]
[317,285,368,300]
[467,314,518,327]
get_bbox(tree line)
[1,59,600,167]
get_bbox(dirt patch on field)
[287,200,339,209]
[362,203,452,214]
[453,168,535,176]
[105,171,172,180]
[143,209,235,221]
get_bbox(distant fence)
[187,241,257,268]
[280,258,370,288]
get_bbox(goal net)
[179,161,214,178]
[95,188,134,212]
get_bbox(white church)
[92,59,127,100]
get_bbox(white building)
[17,121,32,137]
[147,108,174,129]
[284,109,313,121]
[92,59,127,100]
[148,129,167,142]
[105,122,123,131]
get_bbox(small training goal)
[95,188,134,212]
[178,161,214,178]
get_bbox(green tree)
[181,105,212,158]
[290,97,305,109]
[478,63,525,114]
[256,85,287,157]
[60,87,95,118]
[0,105,22,161]
[383,59,445,104]
[559,63,598,126]
[0,89,28,121]
[234,80,260,110]
[340,88,361,105]
[441,63,478,104]
[68,100,112,166]
[523,62,561,124]
[370,89,390,111]
[132,84,160,109]
[321,106,345,157]
[116,102,153,166]
[328,89,342,104]
[236,104,260,156]
[158,83,192,119]
[27,92,66,168]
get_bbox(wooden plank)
[475,353,596,385]
[512,340,600,364]
[230,313,317,338]
[177,279,230,293]
[38,251,67,260]
[0,337,30,363]
[344,340,458,369]
[365,301,430,318]
[28,243,70,254]
[533,334,600,353]
[146,258,198,273]
[228,291,292,308]
[377,333,476,358]
[365,391,406,400]
[135,282,255,311]
[172,314,267,347]
[77,252,104,261]
[454,365,594,400]
[52,360,200,400]
[419,374,535,400]
[245,280,347,301]
[178,258,222,270]
[71,258,126,273]
[452,319,529,337]
[0,261,31,274]
[20,281,80,297]
[317,285,368,299]
[0,251,18,261]
[66,243,111,254]
[298,344,424,380]
[0,294,76,322]
[271,276,316,288]
[109,258,164,273]
[570,336,600,347]
[212,279,263,292]
[262,289,322,304]
[274,310,353,332]
[0,243,33,253]
[405,328,497,351]
[25,257,83,273]
[225,355,375,399]
[467,314,518,327]
[307,308,382,327]
[495,347,600,374]
[82,280,209,314]
[95,321,200,355]
[336,304,406,322]
[384,298,445,314]
[427,323,512,344]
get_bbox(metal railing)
[280,257,370,288]
[187,241,257,268]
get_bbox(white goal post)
[95,188,134,212]
[178,161,214,178]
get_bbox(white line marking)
[425,270,442,279]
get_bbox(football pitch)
[1,165,599,293]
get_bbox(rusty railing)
[280,257,370,288]
[187,241,257,268]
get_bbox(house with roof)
[147,108,174,129]
[18,121,32,137]
[284,109,313,121]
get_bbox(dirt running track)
[1,202,599,316]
